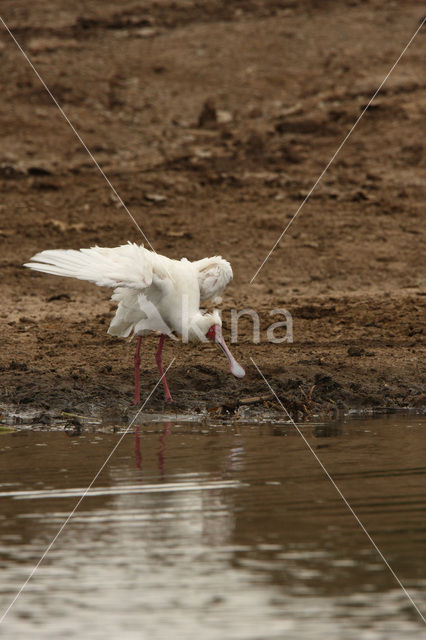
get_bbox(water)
[0,415,425,639]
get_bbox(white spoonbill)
[24,243,245,403]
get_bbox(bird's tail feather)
[24,244,152,289]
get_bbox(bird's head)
[205,321,245,379]
[186,310,245,379]
[187,309,221,341]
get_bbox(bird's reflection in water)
[134,426,142,470]
[157,423,171,479]
[134,423,171,478]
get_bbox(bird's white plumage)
[24,243,233,341]
[192,256,233,302]
[26,243,158,289]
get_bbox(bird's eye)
[206,325,216,340]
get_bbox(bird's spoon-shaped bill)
[207,325,245,378]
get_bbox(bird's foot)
[164,394,174,404]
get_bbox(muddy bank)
[0,0,425,420]
[1,290,424,420]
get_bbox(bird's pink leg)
[133,336,142,404]
[155,334,173,403]
[135,426,142,469]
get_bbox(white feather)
[24,244,233,340]
[192,256,233,302]
[24,243,155,289]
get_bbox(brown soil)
[0,1,425,421]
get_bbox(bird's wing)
[24,243,156,289]
[192,256,233,302]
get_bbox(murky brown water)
[0,415,425,639]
